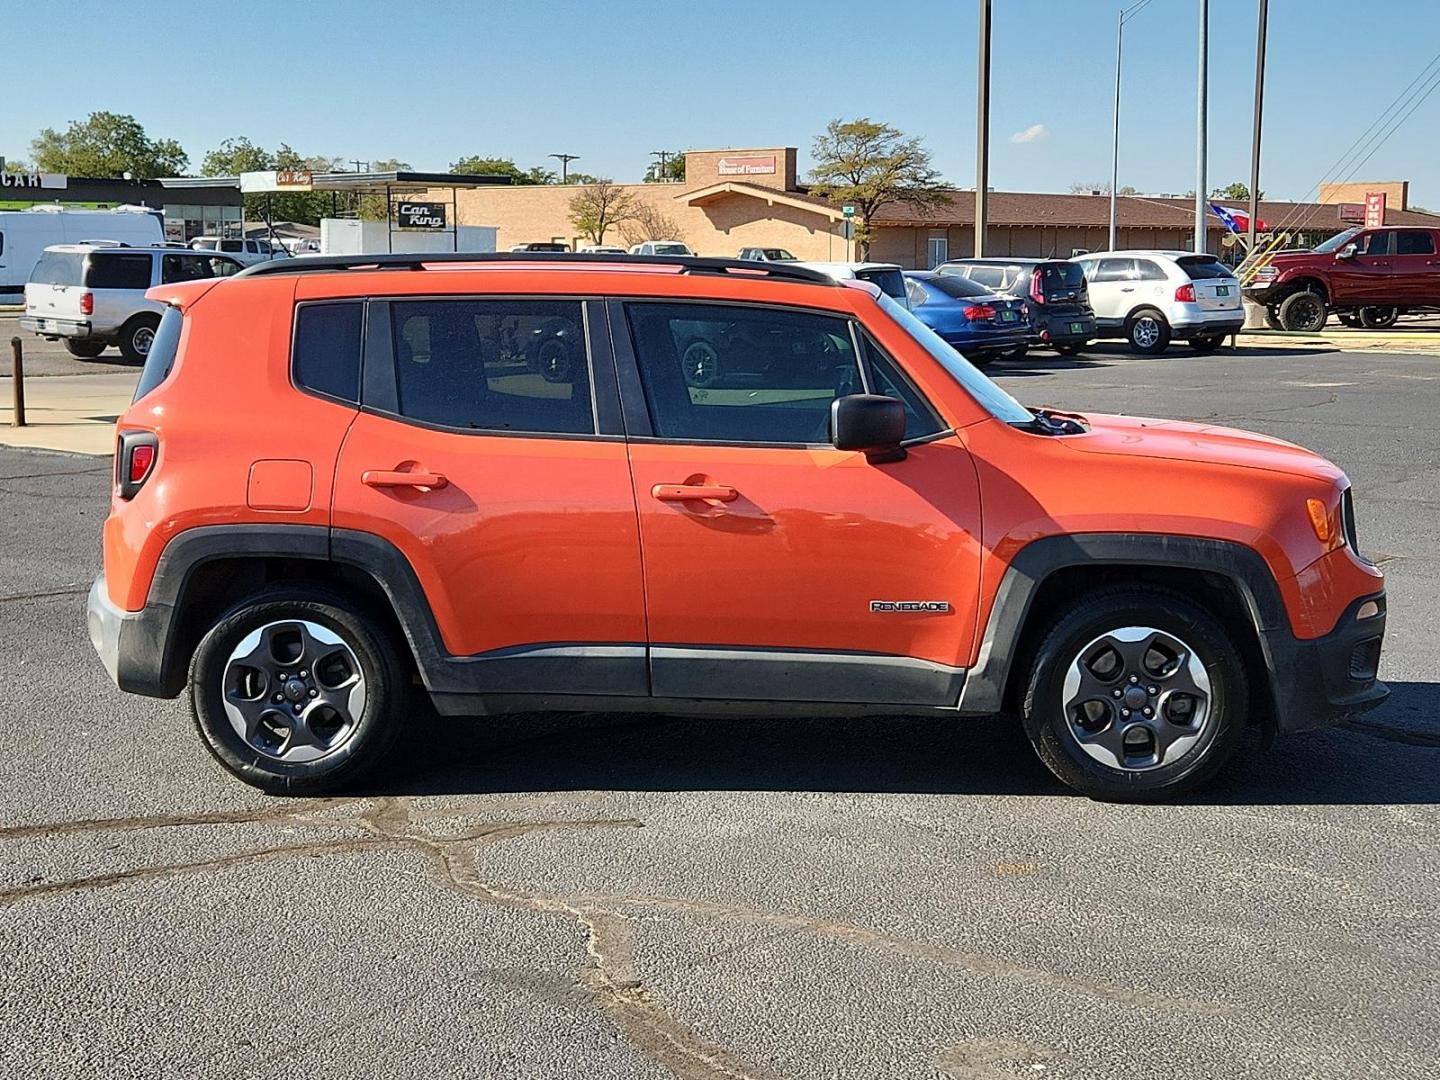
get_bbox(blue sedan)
[903,271,1031,365]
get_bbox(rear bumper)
[1264,591,1388,733]
[87,574,177,698]
[942,330,1030,355]
[1172,315,1244,336]
[1036,314,1095,344]
[20,315,92,338]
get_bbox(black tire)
[532,334,574,383]
[117,314,160,362]
[1338,311,1361,328]
[189,587,407,794]
[1264,307,1284,331]
[1359,306,1399,329]
[64,339,107,359]
[1188,333,1225,353]
[1020,587,1249,802]
[679,338,722,387]
[1277,290,1327,333]
[1124,309,1171,354]
[1000,344,1028,362]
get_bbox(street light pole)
[1247,0,1269,255]
[1109,7,1123,251]
[1195,0,1209,253]
[549,153,579,183]
[975,0,991,257]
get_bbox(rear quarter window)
[85,253,153,290]
[293,302,363,403]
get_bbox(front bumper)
[20,315,92,339]
[1264,591,1388,733]
[87,574,177,698]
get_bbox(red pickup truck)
[1246,225,1440,331]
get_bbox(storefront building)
[441,146,1438,266]
[0,173,242,241]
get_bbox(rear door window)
[1133,259,1168,281]
[388,299,594,434]
[1093,258,1136,282]
[85,253,153,290]
[1396,231,1436,256]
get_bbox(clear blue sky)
[5,0,1438,206]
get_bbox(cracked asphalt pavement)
[1,345,1436,1079]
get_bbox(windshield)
[1314,228,1360,254]
[874,292,1032,425]
[653,243,690,255]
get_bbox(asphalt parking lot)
[1,343,1436,1079]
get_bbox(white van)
[0,206,163,301]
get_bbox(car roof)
[42,243,220,255]
[1080,249,1207,260]
[942,257,1044,267]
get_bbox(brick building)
[439,146,1439,267]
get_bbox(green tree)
[643,151,686,183]
[808,118,946,258]
[1211,181,1263,200]
[201,136,272,177]
[2,158,30,175]
[31,112,188,178]
[450,156,555,184]
[568,180,635,244]
[1069,181,1137,195]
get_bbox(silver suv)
[21,244,244,360]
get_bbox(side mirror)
[1336,243,1358,260]
[832,394,907,463]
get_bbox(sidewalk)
[1239,327,1440,353]
[0,371,139,455]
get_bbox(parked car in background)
[510,242,571,253]
[629,240,695,256]
[791,261,910,308]
[1244,226,1440,332]
[21,244,244,360]
[578,245,628,254]
[190,236,289,266]
[738,247,796,262]
[904,271,1030,365]
[0,205,163,301]
[936,258,1095,354]
[1074,251,1243,354]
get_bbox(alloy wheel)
[1132,318,1161,349]
[682,341,721,387]
[1060,626,1213,771]
[133,325,155,357]
[221,620,367,763]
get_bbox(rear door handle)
[652,483,738,503]
[1120,287,1135,292]
[363,468,448,491]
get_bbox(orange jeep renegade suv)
[86,254,1387,800]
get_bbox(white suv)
[21,244,244,360]
[1073,250,1243,354]
[628,240,694,256]
[190,236,289,266]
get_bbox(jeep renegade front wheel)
[1021,588,1247,801]
[189,588,406,794]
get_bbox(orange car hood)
[1061,412,1345,482]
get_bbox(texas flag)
[1210,203,1267,234]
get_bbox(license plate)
[1216,285,1230,296]
[1070,322,1085,334]
[999,310,1018,322]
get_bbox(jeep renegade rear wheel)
[189,588,405,794]
[1020,588,1247,801]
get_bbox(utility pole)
[1109,7,1123,251]
[650,150,671,182]
[550,153,580,183]
[975,0,991,257]
[1247,0,1269,256]
[1194,0,1209,253]
[349,159,368,173]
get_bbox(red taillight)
[79,291,94,315]
[1030,273,1045,304]
[963,304,997,321]
[116,431,158,499]
[1175,283,1196,303]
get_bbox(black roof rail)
[233,251,839,286]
